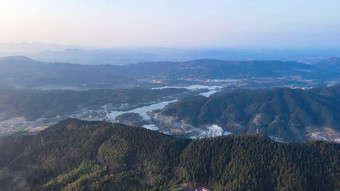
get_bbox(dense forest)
[161,85,340,141]
[0,119,339,190]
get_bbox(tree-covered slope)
[161,86,340,141]
[177,136,339,190]
[0,119,339,191]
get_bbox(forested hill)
[161,85,340,141]
[0,119,339,190]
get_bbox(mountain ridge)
[1,56,339,89]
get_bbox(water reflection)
[109,99,177,120]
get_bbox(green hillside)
[0,119,339,190]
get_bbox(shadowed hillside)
[161,85,340,141]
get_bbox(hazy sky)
[0,0,339,48]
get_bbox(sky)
[0,0,339,48]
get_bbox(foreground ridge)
[0,119,339,191]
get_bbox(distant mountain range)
[161,85,340,142]
[2,43,340,65]
[121,59,316,79]
[0,119,339,190]
[0,56,339,89]
[30,48,340,65]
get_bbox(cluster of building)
[0,128,15,136]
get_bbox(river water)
[109,85,223,121]
[109,99,177,120]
